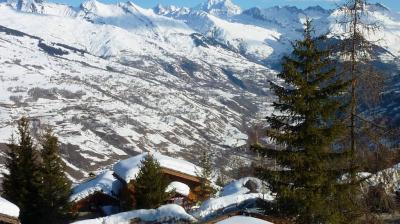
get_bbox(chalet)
[71,152,208,216]
[113,152,205,207]
[70,171,122,216]
[0,197,20,224]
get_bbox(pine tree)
[134,154,170,209]
[2,135,23,210]
[38,128,72,224]
[195,147,216,200]
[2,117,43,224]
[253,20,359,223]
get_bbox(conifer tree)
[253,20,359,223]
[134,154,170,209]
[38,128,72,224]
[195,147,216,200]
[2,135,21,208]
[2,117,42,224]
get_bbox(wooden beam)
[161,168,201,183]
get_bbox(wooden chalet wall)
[71,192,119,213]
[0,214,20,224]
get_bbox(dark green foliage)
[134,154,170,209]
[38,128,72,224]
[253,20,360,223]
[195,148,216,200]
[2,117,42,224]
[2,118,72,224]
[2,137,21,209]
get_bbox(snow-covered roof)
[0,197,19,218]
[71,204,197,224]
[166,181,191,197]
[70,170,122,202]
[216,215,273,224]
[113,152,201,183]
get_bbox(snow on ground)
[166,181,191,197]
[219,177,267,197]
[71,204,196,224]
[70,170,122,202]
[0,197,19,218]
[361,163,400,192]
[204,14,280,59]
[113,152,202,183]
[216,215,273,224]
[193,193,274,219]
[190,177,273,220]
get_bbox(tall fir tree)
[134,154,170,209]
[38,128,72,224]
[2,117,43,224]
[253,20,360,223]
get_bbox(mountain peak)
[197,0,241,17]
[80,0,100,12]
[304,5,326,12]
[153,3,181,15]
[6,0,45,12]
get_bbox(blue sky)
[52,0,400,11]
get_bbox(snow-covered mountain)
[196,0,241,18]
[0,0,398,181]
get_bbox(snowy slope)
[0,2,277,181]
